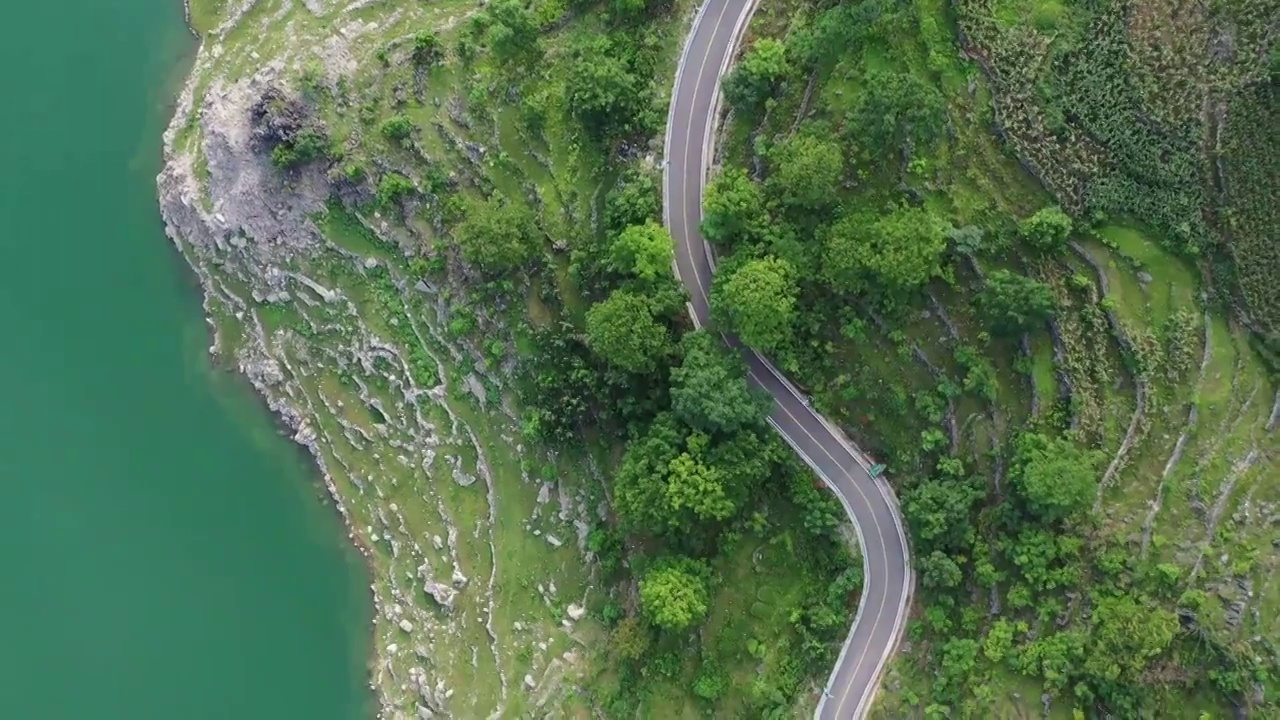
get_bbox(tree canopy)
[902,477,981,554]
[639,557,711,631]
[410,30,443,67]
[919,550,964,589]
[604,170,661,236]
[724,38,790,114]
[1019,206,1073,250]
[670,331,768,435]
[567,34,655,143]
[613,414,773,534]
[1009,432,1098,523]
[584,290,672,373]
[849,68,946,153]
[609,221,674,285]
[766,132,844,212]
[978,269,1056,333]
[701,168,768,247]
[824,207,948,294]
[484,0,541,65]
[710,256,797,353]
[452,196,541,273]
[1085,594,1179,686]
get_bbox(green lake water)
[0,2,372,717]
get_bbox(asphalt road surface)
[660,0,915,717]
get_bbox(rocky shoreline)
[156,7,602,716]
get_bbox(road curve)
[660,1,914,717]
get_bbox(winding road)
[660,0,915,717]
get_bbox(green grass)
[992,0,1069,32]
[1097,224,1200,327]
[317,201,399,261]
[633,524,824,718]
[187,0,227,36]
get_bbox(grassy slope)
[183,0,842,715]
[722,0,1278,716]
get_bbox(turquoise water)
[0,1,372,717]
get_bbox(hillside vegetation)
[709,0,1280,716]
[175,0,1277,716]
[177,0,860,716]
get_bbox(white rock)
[523,674,536,689]
[399,619,414,633]
[567,604,586,621]
[432,535,444,550]
[423,579,457,610]
[545,534,563,548]
[387,644,398,654]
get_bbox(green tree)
[788,1,885,67]
[270,128,331,169]
[977,270,1055,333]
[919,550,963,589]
[1009,432,1098,522]
[937,637,980,693]
[584,290,672,373]
[379,115,415,142]
[1001,528,1084,592]
[611,0,667,17]
[519,322,601,445]
[452,196,541,273]
[701,168,767,247]
[609,616,652,660]
[669,331,768,435]
[604,169,661,235]
[692,661,729,700]
[609,221,674,284]
[1017,630,1087,693]
[710,256,797,353]
[485,0,541,65]
[613,415,769,533]
[983,619,1017,664]
[1085,594,1178,685]
[902,478,980,553]
[639,557,711,631]
[375,173,416,207]
[723,38,789,114]
[765,132,843,212]
[824,207,948,294]
[850,68,946,153]
[567,35,653,143]
[663,433,735,522]
[411,30,443,66]
[1019,206,1073,250]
